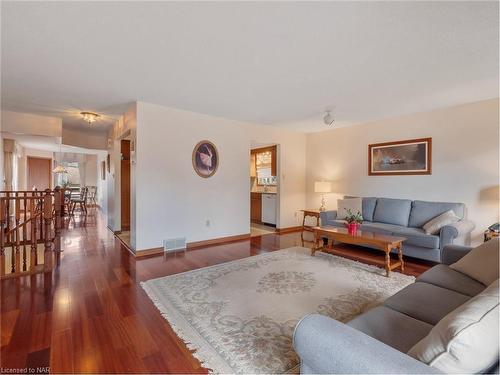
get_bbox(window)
[58,162,81,187]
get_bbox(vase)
[347,222,359,235]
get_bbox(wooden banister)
[0,187,64,278]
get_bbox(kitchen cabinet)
[250,192,262,223]
[261,193,277,225]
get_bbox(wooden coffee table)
[311,226,406,277]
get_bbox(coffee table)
[311,226,406,277]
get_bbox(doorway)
[120,139,131,231]
[116,138,132,248]
[27,156,52,191]
[250,145,279,237]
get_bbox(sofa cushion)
[408,279,499,374]
[360,222,405,234]
[391,227,440,249]
[347,306,433,353]
[450,238,499,286]
[422,210,460,235]
[373,198,412,227]
[344,196,378,222]
[323,219,347,228]
[417,265,486,297]
[383,282,470,325]
[336,198,362,220]
[408,200,465,228]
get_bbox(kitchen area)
[250,145,278,236]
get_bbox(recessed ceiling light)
[80,111,100,125]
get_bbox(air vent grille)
[163,237,187,252]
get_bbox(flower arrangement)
[344,209,363,224]
[344,208,363,234]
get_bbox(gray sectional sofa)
[320,197,475,262]
[293,243,499,374]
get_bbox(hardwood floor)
[0,211,433,373]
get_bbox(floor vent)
[163,237,187,252]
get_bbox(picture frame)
[192,140,219,178]
[368,137,432,176]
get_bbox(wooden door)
[27,157,52,191]
[250,192,262,223]
[121,140,131,231]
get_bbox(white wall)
[62,127,107,150]
[306,99,499,244]
[1,110,61,137]
[134,102,306,251]
[96,152,107,212]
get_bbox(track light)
[323,111,335,126]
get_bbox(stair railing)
[0,187,63,278]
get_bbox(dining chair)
[86,186,98,207]
[70,187,89,215]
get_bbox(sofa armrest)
[319,210,337,225]
[441,244,473,265]
[440,220,475,247]
[293,314,441,374]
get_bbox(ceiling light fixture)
[52,140,68,174]
[52,165,68,174]
[323,110,335,126]
[80,111,100,125]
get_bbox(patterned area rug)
[141,247,414,374]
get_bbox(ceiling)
[1,1,498,133]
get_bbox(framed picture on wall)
[101,161,106,180]
[192,140,219,178]
[368,137,432,176]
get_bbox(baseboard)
[134,247,164,258]
[133,233,251,257]
[187,233,251,249]
[276,226,303,234]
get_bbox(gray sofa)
[320,197,475,262]
[293,244,499,374]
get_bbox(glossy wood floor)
[1,211,433,374]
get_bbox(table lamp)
[314,181,332,212]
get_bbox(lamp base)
[318,195,326,212]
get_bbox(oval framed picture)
[192,140,219,178]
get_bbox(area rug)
[141,247,414,374]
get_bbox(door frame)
[120,139,131,231]
[27,156,52,190]
[249,143,280,229]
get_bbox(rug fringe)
[141,281,234,374]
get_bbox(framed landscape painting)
[368,138,432,176]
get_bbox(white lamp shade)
[314,181,332,193]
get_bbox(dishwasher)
[261,193,277,225]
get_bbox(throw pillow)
[408,279,499,374]
[422,210,460,234]
[450,238,499,285]
[336,198,362,220]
